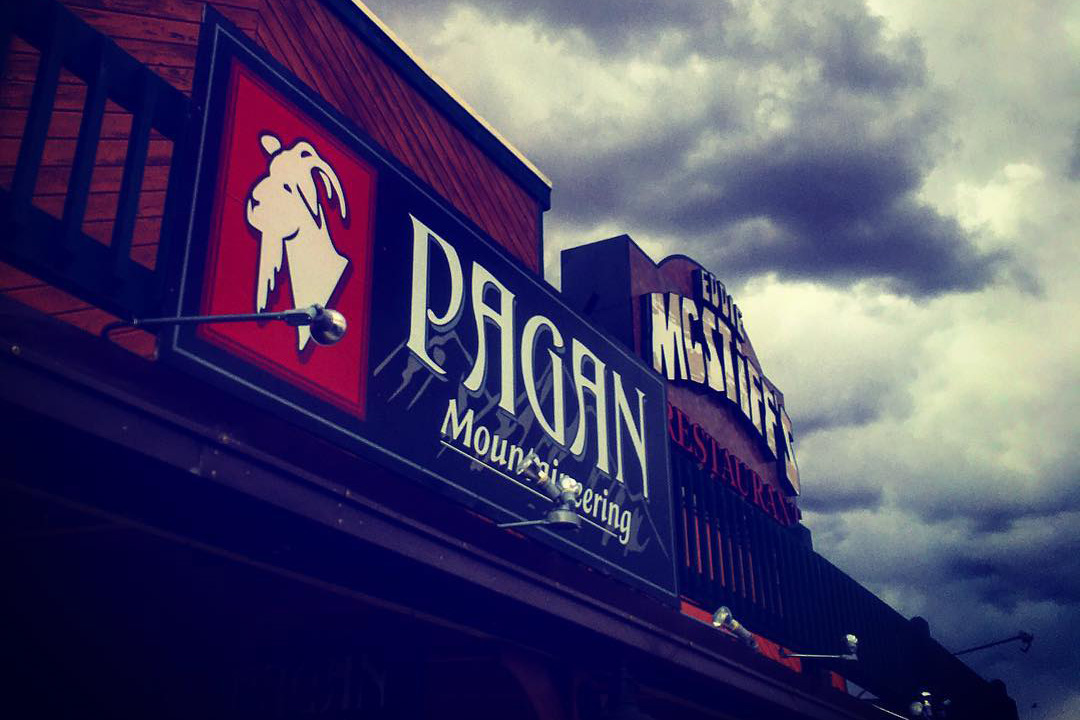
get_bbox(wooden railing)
[0,0,189,321]
[672,449,1017,719]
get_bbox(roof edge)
[323,0,553,210]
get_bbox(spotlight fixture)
[497,451,583,531]
[711,606,758,650]
[101,304,348,346]
[780,634,859,661]
[908,691,933,719]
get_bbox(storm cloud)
[380,0,1014,296]
[1068,124,1080,181]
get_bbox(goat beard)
[255,233,285,314]
[253,228,349,352]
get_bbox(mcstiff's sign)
[165,12,677,600]
[647,270,800,496]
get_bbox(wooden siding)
[1,0,543,352]
[248,0,541,265]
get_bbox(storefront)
[0,1,1018,718]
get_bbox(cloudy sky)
[365,1,1079,716]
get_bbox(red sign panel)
[197,61,377,418]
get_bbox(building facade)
[0,1,1018,718]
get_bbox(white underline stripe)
[577,514,618,537]
[438,439,618,538]
[438,440,547,500]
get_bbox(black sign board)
[164,12,677,601]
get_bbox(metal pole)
[953,631,1033,656]
[101,306,318,338]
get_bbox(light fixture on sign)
[908,690,949,719]
[711,606,758,650]
[101,304,348,346]
[497,451,583,531]
[780,634,859,661]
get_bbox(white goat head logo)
[246,133,349,351]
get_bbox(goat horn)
[315,162,347,222]
[259,133,281,155]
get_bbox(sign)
[667,403,799,526]
[166,12,677,601]
[645,268,800,496]
[194,58,376,419]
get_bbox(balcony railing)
[0,0,189,321]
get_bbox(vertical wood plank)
[109,65,155,279]
[61,37,108,250]
[12,4,66,213]
[0,2,13,83]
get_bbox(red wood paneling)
[2,0,544,354]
